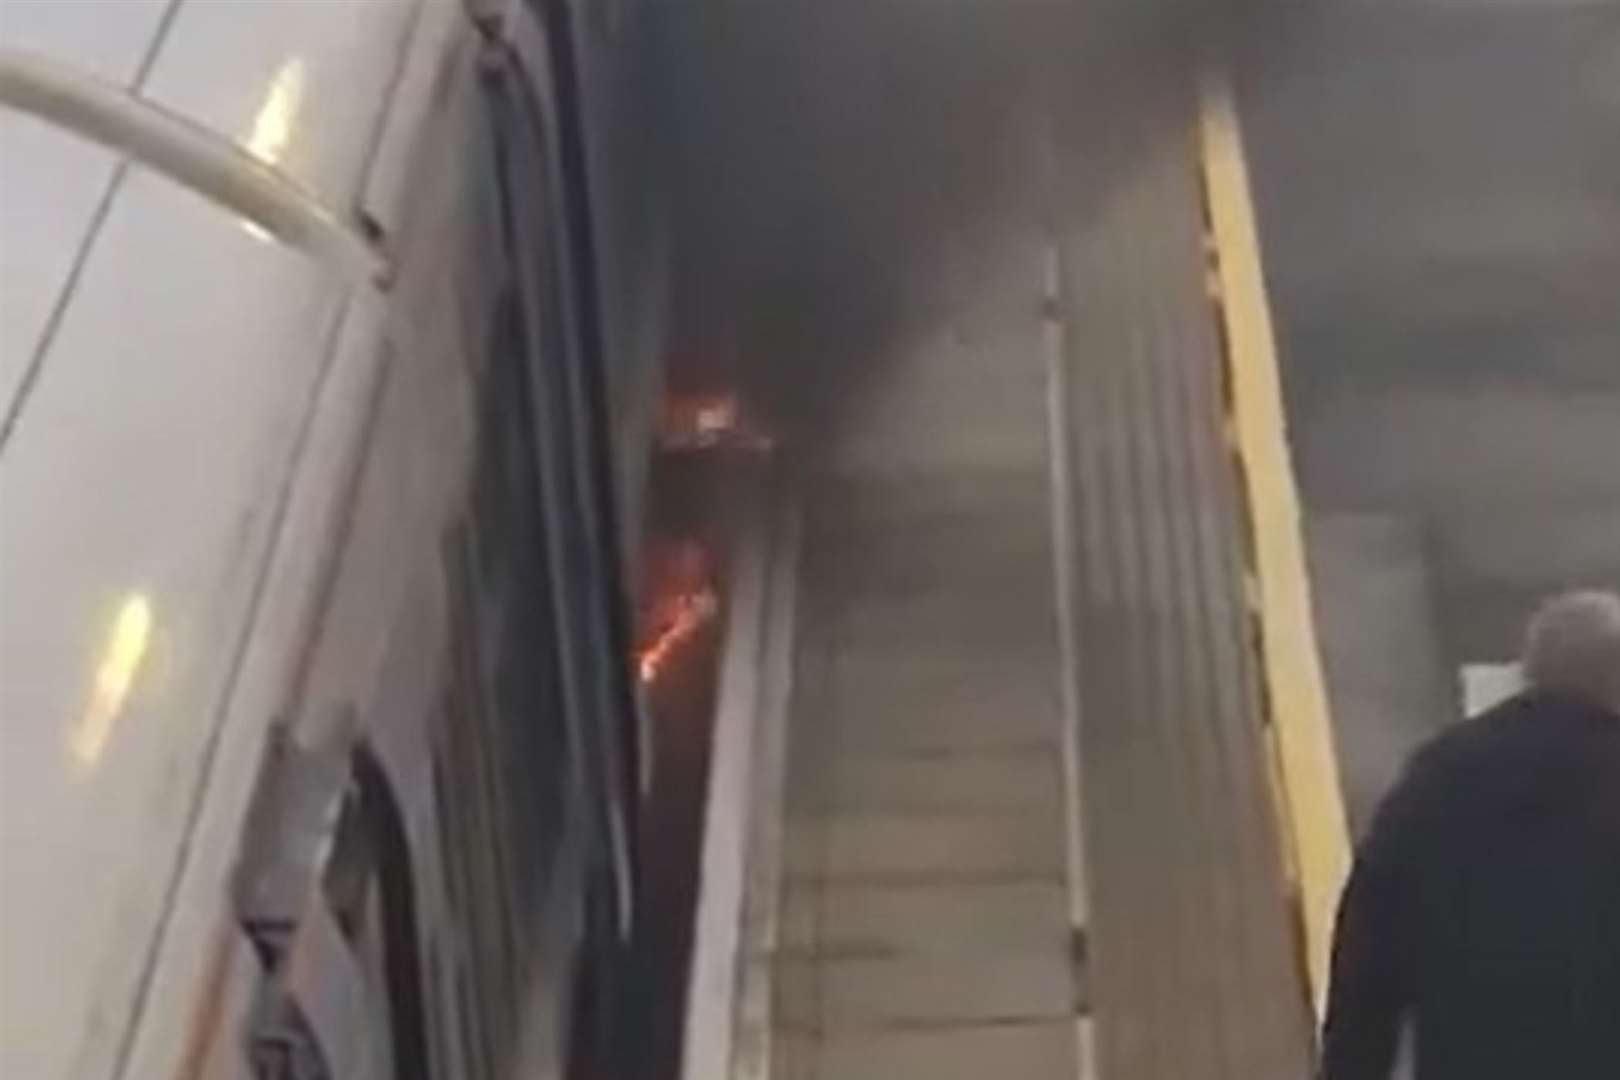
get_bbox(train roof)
[0,1,456,1076]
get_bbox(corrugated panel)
[1053,87,1317,1078]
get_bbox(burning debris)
[635,540,721,687]
[637,586,721,685]
[656,392,775,453]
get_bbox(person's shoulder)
[1412,691,1616,778]
[1400,694,1538,783]
[1361,697,1537,855]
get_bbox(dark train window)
[464,290,571,902]
[429,752,459,919]
[423,943,449,1080]
[424,39,648,1080]
[455,963,489,1080]
[485,46,621,869]
[436,525,514,1061]
[431,255,575,1080]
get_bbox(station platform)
[677,67,1332,1080]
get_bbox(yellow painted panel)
[1198,74,1352,1019]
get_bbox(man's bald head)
[1522,590,1620,714]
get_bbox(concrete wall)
[1307,514,1456,834]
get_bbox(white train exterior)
[0,1,660,1077]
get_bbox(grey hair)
[1522,590,1620,712]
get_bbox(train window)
[471,293,571,898]
[436,526,509,1057]
[411,38,644,1080]
[488,44,644,915]
[459,100,511,384]
[431,244,578,1066]
[484,43,604,767]
[429,752,459,919]
[422,943,450,1080]
[455,963,489,1080]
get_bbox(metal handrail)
[0,47,385,285]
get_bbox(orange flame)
[637,586,720,685]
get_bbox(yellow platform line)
[1198,73,1352,1019]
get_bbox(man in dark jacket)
[1322,590,1620,1080]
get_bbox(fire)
[636,540,720,686]
[657,392,774,452]
[695,396,737,436]
[637,585,720,685]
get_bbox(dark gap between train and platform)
[568,387,773,1080]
